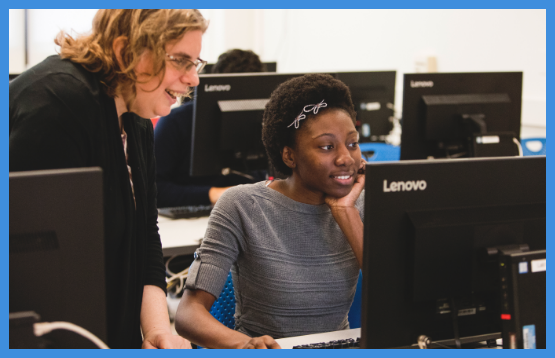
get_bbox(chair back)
[359,143,400,162]
[521,138,546,156]
[209,271,236,329]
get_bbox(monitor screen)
[360,156,545,348]
[190,71,397,177]
[400,72,523,160]
[9,167,106,348]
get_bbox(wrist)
[143,326,172,338]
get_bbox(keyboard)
[158,205,213,219]
[275,328,360,349]
[293,337,360,349]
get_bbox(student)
[154,49,265,208]
[9,9,208,349]
[175,74,365,348]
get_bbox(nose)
[181,68,200,87]
[335,145,356,167]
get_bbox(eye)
[321,145,334,150]
[348,141,359,148]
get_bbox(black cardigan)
[9,55,166,349]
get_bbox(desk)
[158,215,208,257]
[275,328,360,349]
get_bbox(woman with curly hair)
[176,73,365,348]
[9,9,209,349]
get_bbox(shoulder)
[156,102,193,127]
[213,182,265,212]
[10,56,104,113]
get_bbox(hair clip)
[287,99,328,129]
[287,111,306,129]
[303,99,327,115]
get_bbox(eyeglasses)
[165,53,207,74]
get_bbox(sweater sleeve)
[185,186,249,298]
[9,73,99,171]
[143,120,168,293]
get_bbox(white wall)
[253,9,546,138]
[9,9,546,138]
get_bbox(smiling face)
[289,108,361,201]
[129,30,203,118]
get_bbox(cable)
[33,321,109,349]
[430,341,453,349]
[165,255,189,293]
[450,298,462,349]
[513,137,523,156]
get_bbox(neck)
[280,174,325,205]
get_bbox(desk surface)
[158,215,208,257]
[275,328,360,349]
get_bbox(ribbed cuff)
[186,262,228,298]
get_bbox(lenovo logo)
[205,84,231,92]
[410,80,434,88]
[383,179,427,192]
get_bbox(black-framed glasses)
[166,53,207,74]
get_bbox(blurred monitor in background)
[154,49,268,208]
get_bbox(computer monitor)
[361,156,545,349]
[9,74,19,82]
[336,71,396,143]
[400,72,523,160]
[201,61,277,74]
[9,167,107,348]
[190,71,397,177]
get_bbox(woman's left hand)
[142,328,193,349]
[325,160,366,210]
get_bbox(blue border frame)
[5,1,550,356]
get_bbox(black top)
[9,55,166,349]
[154,102,252,207]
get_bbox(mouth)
[165,89,187,101]
[330,173,355,185]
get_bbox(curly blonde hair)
[55,9,208,101]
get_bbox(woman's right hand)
[240,335,281,349]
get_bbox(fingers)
[242,335,281,349]
[358,158,367,174]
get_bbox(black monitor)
[190,71,397,177]
[9,167,107,348]
[201,61,277,74]
[361,156,546,348]
[400,72,523,160]
[336,71,396,143]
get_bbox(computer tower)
[499,250,546,349]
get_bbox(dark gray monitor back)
[9,167,106,348]
[202,62,277,74]
[361,156,545,348]
[400,72,522,160]
[190,71,396,177]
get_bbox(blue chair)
[521,138,546,156]
[347,270,363,329]
[209,271,236,329]
[359,143,400,162]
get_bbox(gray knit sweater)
[185,181,364,339]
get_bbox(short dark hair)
[262,74,356,176]
[211,49,264,73]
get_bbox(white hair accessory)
[287,99,328,129]
[287,111,306,129]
